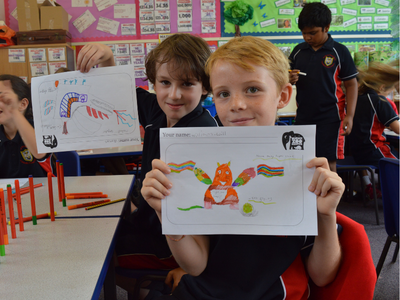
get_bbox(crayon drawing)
[160,126,317,235]
[31,65,141,153]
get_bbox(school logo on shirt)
[322,54,336,68]
[20,148,34,163]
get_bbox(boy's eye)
[161,80,170,85]
[183,82,194,87]
[247,87,259,93]
[218,91,230,98]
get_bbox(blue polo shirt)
[289,34,358,124]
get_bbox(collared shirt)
[289,34,358,124]
[0,121,52,178]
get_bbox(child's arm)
[341,78,358,136]
[289,70,300,85]
[0,90,45,159]
[76,43,115,73]
[141,159,210,276]
[388,119,400,134]
[305,157,344,287]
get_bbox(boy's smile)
[301,26,329,51]
[210,61,291,127]
[154,62,207,128]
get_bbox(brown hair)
[358,60,399,95]
[55,67,71,73]
[205,36,290,92]
[145,33,211,96]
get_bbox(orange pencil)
[29,176,37,225]
[68,199,110,210]
[11,212,56,224]
[14,180,24,232]
[65,192,104,196]
[56,160,62,202]
[60,163,66,207]
[48,172,55,221]
[0,188,8,245]
[13,183,43,195]
[0,210,4,256]
[7,185,17,239]
[66,194,108,199]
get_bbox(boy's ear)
[277,83,293,109]
[19,98,29,112]
[202,86,208,96]
[324,25,330,33]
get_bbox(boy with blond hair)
[142,36,344,300]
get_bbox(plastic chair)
[336,156,380,225]
[55,151,81,176]
[376,158,399,277]
[309,212,377,300]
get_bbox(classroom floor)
[98,178,399,300]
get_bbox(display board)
[221,0,393,37]
[5,0,221,42]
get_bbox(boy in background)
[289,2,358,172]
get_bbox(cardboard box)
[16,0,68,31]
[40,0,69,31]
[16,0,41,31]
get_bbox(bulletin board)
[221,0,393,37]
[5,0,221,42]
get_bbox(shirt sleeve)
[337,44,358,81]
[376,95,400,126]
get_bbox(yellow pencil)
[288,70,307,76]
[85,198,126,210]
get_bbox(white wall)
[0,0,6,23]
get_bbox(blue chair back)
[379,158,399,237]
[56,151,81,176]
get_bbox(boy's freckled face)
[211,61,285,127]
[154,62,207,128]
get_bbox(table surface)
[3,175,134,219]
[384,128,399,138]
[77,144,143,159]
[0,217,119,300]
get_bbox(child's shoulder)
[185,107,218,128]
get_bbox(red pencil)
[12,212,56,224]
[67,199,110,210]
[65,192,104,196]
[0,188,8,245]
[66,194,108,199]
[29,176,38,225]
[47,172,56,221]
[56,160,62,202]
[7,185,17,239]
[60,163,66,207]
[12,183,43,196]
[0,209,4,255]
[14,180,24,232]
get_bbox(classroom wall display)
[221,0,393,37]
[5,0,221,42]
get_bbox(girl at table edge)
[0,75,53,179]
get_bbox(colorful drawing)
[168,161,284,210]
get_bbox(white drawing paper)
[31,65,141,153]
[161,126,317,236]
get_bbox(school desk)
[77,144,143,159]
[0,217,119,300]
[4,175,134,219]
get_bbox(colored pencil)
[0,188,8,245]
[0,211,4,256]
[11,212,57,224]
[66,194,108,199]
[65,192,104,196]
[7,185,17,239]
[68,199,110,210]
[14,180,24,232]
[29,176,37,225]
[60,163,66,207]
[85,198,126,210]
[48,172,55,221]
[12,183,43,197]
[56,160,62,202]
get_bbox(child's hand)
[141,159,172,215]
[306,158,344,217]
[165,267,187,292]
[76,43,114,73]
[289,69,300,85]
[0,80,23,119]
[340,115,353,136]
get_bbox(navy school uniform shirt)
[131,88,218,236]
[289,34,358,124]
[349,89,399,164]
[0,120,53,178]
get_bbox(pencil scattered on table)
[12,183,43,198]
[66,194,108,199]
[0,188,8,245]
[47,172,56,221]
[60,163,66,207]
[68,199,110,210]
[65,192,104,196]
[14,180,24,232]
[85,198,126,210]
[56,160,62,202]
[10,212,57,224]
[7,185,17,239]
